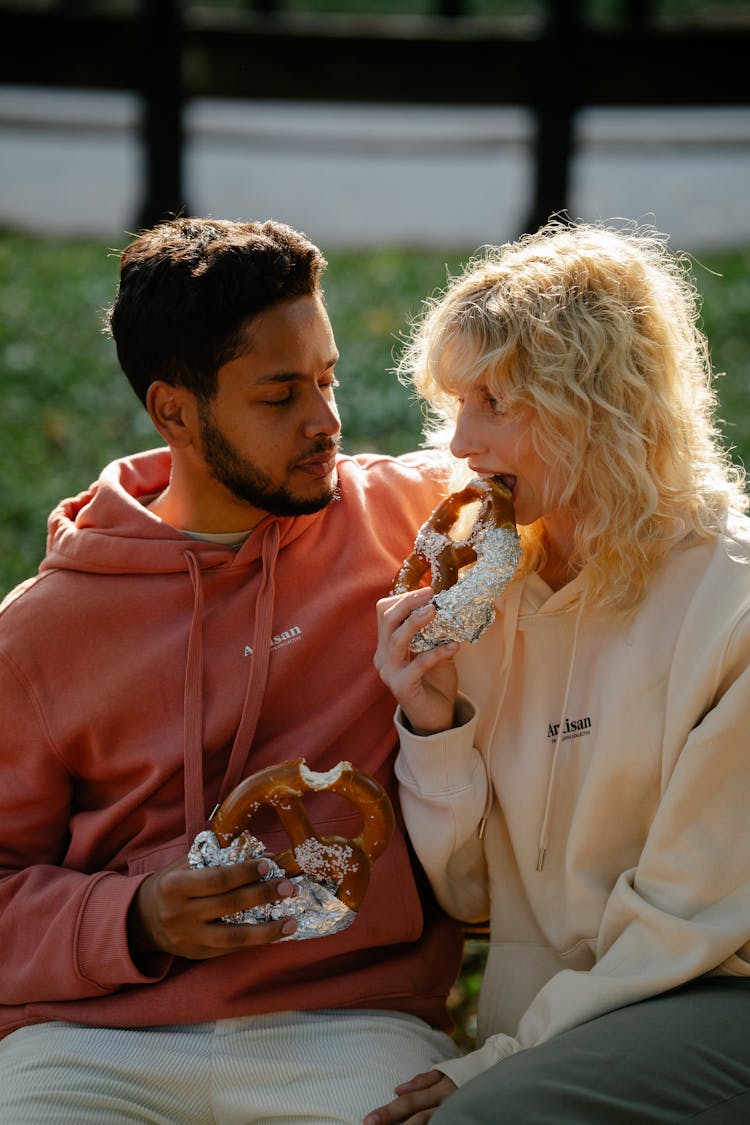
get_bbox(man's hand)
[127,854,297,961]
[363,1070,458,1125]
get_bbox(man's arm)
[0,653,297,1006]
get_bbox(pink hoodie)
[0,447,463,1039]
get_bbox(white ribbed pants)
[0,1009,457,1124]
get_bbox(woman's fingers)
[362,1070,457,1125]
[375,588,434,669]
[374,587,458,733]
[376,587,434,641]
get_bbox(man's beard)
[198,404,339,518]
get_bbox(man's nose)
[303,392,341,438]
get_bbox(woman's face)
[449,381,559,529]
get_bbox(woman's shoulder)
[661,514,750,650]
[721,509,750,558]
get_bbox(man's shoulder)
[337,449,452,497]
[0,581,29,627]
[327,451,451,569]
[0,570,62,676]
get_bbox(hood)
[41,447,311,578]
[38,447,316,842]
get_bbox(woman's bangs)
[428,333,486,399]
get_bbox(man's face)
[196,293,342,525]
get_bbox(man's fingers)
[196,875,296,925]
[158,857,269,901]
[197,913,298,955]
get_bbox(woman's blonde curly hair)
[397,220,747,611]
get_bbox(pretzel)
[392,476,521,651]
[211,758,394,911]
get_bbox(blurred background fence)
[2,0,750,237]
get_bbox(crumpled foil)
[188,829,356,940]
[410,524,522,652]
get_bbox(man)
[0,218,463,1123]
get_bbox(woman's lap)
[434,977,750,1124]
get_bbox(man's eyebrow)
[255,355,339,385]
[255,372,299,385]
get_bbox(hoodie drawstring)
[182,523,280,843]
[536,594,586,871]
[184,550,208,843]
[215,522,280,806]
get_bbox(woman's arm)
[375,589,490,920]
[395,699,491,923]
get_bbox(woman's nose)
[449,405,478,460]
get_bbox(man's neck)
[146,483,265,537]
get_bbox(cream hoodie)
[396,515,750,1087]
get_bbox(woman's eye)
[483,390,505,414]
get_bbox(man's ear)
[146,381,197,448]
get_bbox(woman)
[366,221,750,1123]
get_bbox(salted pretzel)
[211,758,395,911]
[393,476,516,594]
[392,476,521,650]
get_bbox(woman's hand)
[363,1070,458,1124]
[374,587,459,736]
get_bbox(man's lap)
[0,1009,457,1125]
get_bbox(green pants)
[434,978,750,1124]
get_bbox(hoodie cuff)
[436,1034,522,1088]
[395,694,480,794]
[76,871,173,990]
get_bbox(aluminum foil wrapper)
[410,524,522,652]
[188,829,356,940]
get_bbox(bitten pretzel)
[392,476,521,651]
[211,758,394,911]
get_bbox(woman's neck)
[538,511,578,591]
